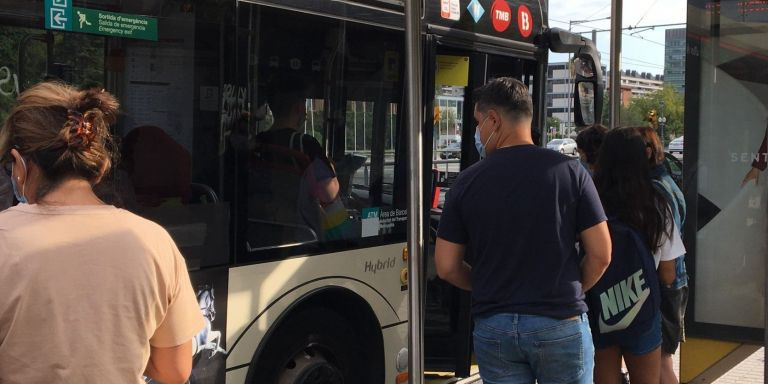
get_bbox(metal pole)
[567,22,573,134]
[659,100,666,146]
[405,0,424,383]
[609,0,623,128]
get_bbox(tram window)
[242,6,406,259]
[0,1,233,270]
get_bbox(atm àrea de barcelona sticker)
[518,4,533,38]
[490,0,512,33]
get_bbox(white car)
[668,136,684,155]
[546,138,577,155]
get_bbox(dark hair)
[0,82,119,199]
[593,126,671,252]
[637,125,665,166]
[576,124,608,165]
[266,74,307,119]
[473,77,533,121]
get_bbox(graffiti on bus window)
[219,83,247,155]
[0,66,19,97]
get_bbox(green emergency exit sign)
[45,0,157,41]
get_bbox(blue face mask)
[474,127,484,157]
[10,157,28,204]
[474,117,495,159]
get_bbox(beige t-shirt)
[0,204,204,383]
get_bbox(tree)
[601,92,639,128]
[546,116,561,132]
[602,86,685,144]
[0,26,105,124]
[626,86,684,143]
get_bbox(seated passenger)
[250,75,347,243]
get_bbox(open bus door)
[422,26,603,378]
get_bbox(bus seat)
[190,182,220,204]
[120,125,192,207]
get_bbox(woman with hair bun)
[0,82,203,383]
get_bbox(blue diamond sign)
[467,0,485,23]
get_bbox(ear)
[487,109,502,131]
[9,148,26,183]
[645,146,653,160]
[93,160,111,185]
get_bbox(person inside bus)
[0,82,204,383]
[251,75,349,242]
[434,77,612,384]
[639,126,688,384]
[575,124,608,174]
[591,126,683,384]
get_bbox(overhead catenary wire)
[634,0,660,27]
[584,4,611,21]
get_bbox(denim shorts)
[472,312,594,384]
[593,312,662,356]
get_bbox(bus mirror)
[572,53,603,126]
[575,82,596,126]
[545,28,604,126]
[571,56,595,79]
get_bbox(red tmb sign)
[518,4,533,38]
[490,0,512,33]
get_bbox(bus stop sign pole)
[405,0,424,383]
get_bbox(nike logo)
[597,269,651,333]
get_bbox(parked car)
[439,142,461,159]
[668,136,684,155]
[546,138,577,155]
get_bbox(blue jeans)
[473,312,594,384]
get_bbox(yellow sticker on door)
[436,55,469,87]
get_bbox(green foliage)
[546,116,561,129]
[0,26,105,125]
[602,86,685,144]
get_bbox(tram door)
[424,42,539,376]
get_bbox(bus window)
[0,1,234,270]
[0,27,104,124]
[241,6,406,260]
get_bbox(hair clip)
[65,110,96,148]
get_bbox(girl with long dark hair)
[591,127,684,384]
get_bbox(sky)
[548,0,688,75]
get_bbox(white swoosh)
[598,288,650,333]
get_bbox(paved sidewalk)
[712,347,763,383]
[459,347,764,383]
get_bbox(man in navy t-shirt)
[435,77,611,384]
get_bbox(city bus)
[0,0,601,382]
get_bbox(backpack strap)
[288,131,305,169]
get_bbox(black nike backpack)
[585,219,661,346]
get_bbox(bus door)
[424,40,539,376]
